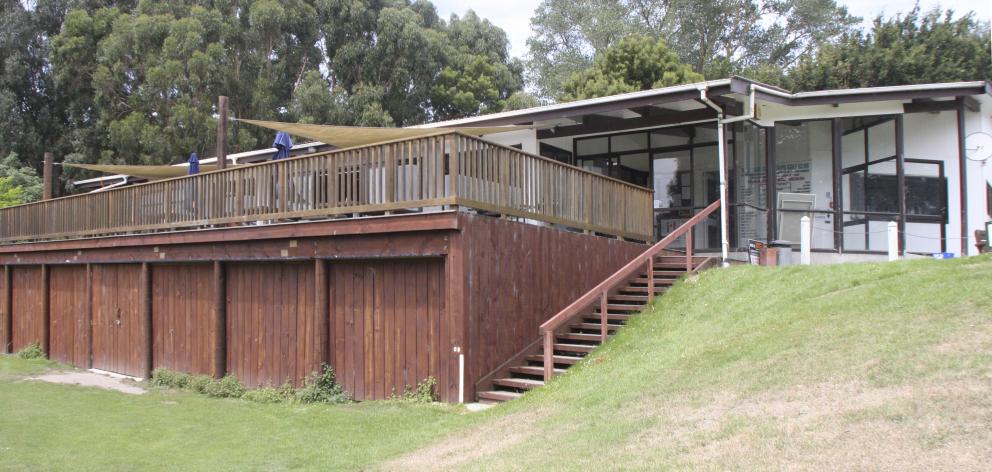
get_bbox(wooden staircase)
[475,199,723,405]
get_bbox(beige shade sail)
[63,163,220,180]
[237,119,532,149]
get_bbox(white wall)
[904,111,963,255]
[965,103,992,256]
[480,128,538,155]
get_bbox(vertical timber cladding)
[48,266,89,366]
[151,264,217,377]
[329,258,447,401]
[457,214,647,397]
[10,266,45,352]
[91,264,146,377]
[226,262,323,388]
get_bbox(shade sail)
[64,163,220,180]
[237,119,532,148]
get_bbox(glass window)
[650,130,690,148]
[611,133,647,153]
[774,121,834,249]
[652,151,691,209]
[576,136,608,156]
[734,123,767,243]
[617,153,650,187]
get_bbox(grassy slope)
[389,256,992,470]
[1,256,990,471]
[0,359,476,471]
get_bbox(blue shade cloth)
[272,131,293,160]
[187,152,200,175]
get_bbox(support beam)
[766,126,778,241]
[2,265,10,354]
[141,262,152,379]
[213,261,226,378]
[40,265,49,355]
[216,96,228,170]
[895,115,906,254]
[537,108,716,139]
[956,99,969,255]
[84,264,93,368]
[42,152,54,200]
[831,119,844,252]
[315,259,329,366]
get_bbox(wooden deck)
[0,132,653,244]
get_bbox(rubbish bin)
[770,240,793,265]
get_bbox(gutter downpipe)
[698,84,757,266]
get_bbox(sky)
[431,0,992,60]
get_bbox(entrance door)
[91,265,146,377]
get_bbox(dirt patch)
[622,376,992,471]
[29,371,146,395]
[379,408,550,471]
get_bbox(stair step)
[510,365,566,376]
[557,332,605,342]
[617,286,656,293]
[477,390,522,403]
[597,303,645,312]
[527,354,583,365]
[550,343,596,354]
[584,313,633,322]
[572,322,620,332]
[609,294,649,302]
[652,263,696,270]
[492,377,545,390]
[631,277,676,285]
[644,270,688,277]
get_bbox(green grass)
[0,357,476,471]
[3,256,991,470]
[389,255,992,470]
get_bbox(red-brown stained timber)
[91,264,145,377]
[10,266,45,352]
[1,265,9,353]
[48,265,88,366]
[214,261,226,378]
[151,263,217,377]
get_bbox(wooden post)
[84,264,93,368]
[140,262,152,379]
[2,265,11,354]
[686,230,693,272]
[213,261,226,378]
[542,331,554,382]
[42,152,54,200]
[599,291,608,343]
[315,259,329,365]
[40,265,50,355]
[216,96,228,170]
[447,134,459,197]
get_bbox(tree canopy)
[1,0,524,194]
[561,36,703,101]
[787,6,992,91]
[527,0,859,99]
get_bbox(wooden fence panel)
[91,264,145,377]
[226,262,320,388]
[152,264,217,377]
[10,266,44,352]
[329,258,446,401]
[49,265,88,366]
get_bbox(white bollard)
[887,221,899,261]
[458,352,465,404]
[800,216,811,265]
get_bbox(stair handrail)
[539,199,722,381]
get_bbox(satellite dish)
[965,132,992,162]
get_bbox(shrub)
[242,383,296,404]
[402,377,438,403]
[205,374,246,398]
[150,368,192,389]
[188,375,214,394]
[296,363,351,404]
[16,342,45,360]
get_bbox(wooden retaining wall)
[0,212,647,402]
[453,214,646,400]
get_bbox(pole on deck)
[216,96,228,170]
[42,152,54,200]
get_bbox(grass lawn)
[0,357,478,471]
[390,255,992,470]
[2,255,991,470]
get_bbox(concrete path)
[30,371,146,395]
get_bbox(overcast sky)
[431,0,992,60]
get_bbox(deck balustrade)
[0,132,653,244]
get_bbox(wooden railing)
[539,199,722,381]
[0,132,654,244]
